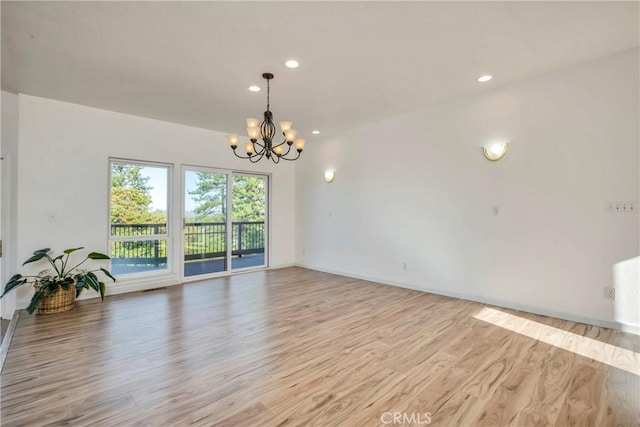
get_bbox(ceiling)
[2,2,638,139]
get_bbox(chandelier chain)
[266,77,270,112]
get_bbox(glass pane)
[232,174,266,270]
[109,161,170,277]
[110,162,168,235]
[184,171,228,276]
[111,240,168,275]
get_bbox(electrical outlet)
[402,262,407,271]
[604,286,615,300]
[608,201,638,214]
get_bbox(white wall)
[13,95,296,307]
[6,50,639,331]
[1,91,19,318]
[296,49,639,331]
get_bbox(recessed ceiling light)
[477,75,493,83]
[284,59,299,69]
[312,130,320,135]
[248,85,261,92]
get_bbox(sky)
[141,167,217,213]
[141,166,169,211]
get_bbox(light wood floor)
[0,319,9,342]
[1,267,638,426]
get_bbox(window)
[109,160,170,276]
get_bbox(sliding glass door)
[183,169,228,276]
[183,168,267,279]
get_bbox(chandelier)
[226,73,305,163]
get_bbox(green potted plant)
[1,247,116,315]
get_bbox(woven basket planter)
[34,283,76,315]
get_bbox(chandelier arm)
[232,147,267,160]
[271,153,280,164]
[232,150,256,160]
[273,140,291,149]
[277,150,302,161]
[281,143,294,157]
[253,140,265,150]
[249,151,266,163]
[272,139,294,156]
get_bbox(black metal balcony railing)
[110,221,265,268]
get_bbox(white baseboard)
[296,263,632,333]
[13,262,638,336]
[270,262,297,269]
[97,273,182,297]
[17,273,182,308]
[15,264,296,308]
[619,321,640,336]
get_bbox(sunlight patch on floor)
[474,307,640,376]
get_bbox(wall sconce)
[482,141,510,161]
[324,170,336,183]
